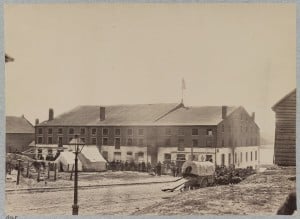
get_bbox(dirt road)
[6,183,179,216]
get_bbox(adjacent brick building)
[6,116,35,153]
[35,103,260,168]
[272,89,296,166]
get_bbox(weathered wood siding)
[273,90,296,166]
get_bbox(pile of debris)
[215,166,256,185]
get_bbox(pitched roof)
[154,106,237,125]
[38,103,179,126]
[38,103,238,126]
[272,89,296,111]
[6,116,34,134]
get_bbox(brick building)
[35,103,260,168]
[6,115,35,153]
[272,89,296,166]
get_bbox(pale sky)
[4,3,296,141]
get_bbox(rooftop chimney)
[252,112,255,121]
[222,106,227,119]
[100,107,105,121]
[35,118,39,125]
[49,108,54,121]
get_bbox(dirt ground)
[134,166,297,215]
[6,171,178,190]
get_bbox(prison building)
[35,103,260,168]
[6,115,35,153]
[272,89,296,166]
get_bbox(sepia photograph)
[3,2,297,217]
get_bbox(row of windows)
[220,151,258,166]
[164,138,213,147]
[38,127,215,137]
[38,127,144,136]
[221,124,258,133]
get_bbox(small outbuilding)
[272,89,296,166]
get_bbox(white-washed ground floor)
[30,144,260,169]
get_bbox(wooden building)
[6,116,35,153]
[272,89,296,166]
[35,103,260,168]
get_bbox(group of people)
[106,160,182,177]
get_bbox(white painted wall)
[157,146,260,169]
[101,145,151,163]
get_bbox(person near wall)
[156,162,162,176]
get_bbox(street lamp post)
[69,134,85,215]
[16,159,22,185]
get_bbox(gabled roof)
[37,103,238,127]
[154,106,237,125]
[272,89,296,111]
[6,116,34,134]
[38,103,179,126]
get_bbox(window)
[115,128,121,136]
[221,154,225,166]
[165,128,171,136]
[127,128,133,136]
[176,154,186,161]
[69,128,74,135]
[58,128,63,134]
[80,138,85,143]
[165,138,171,146]
[38,137,43,144]
[222,124,224,133]
[255,151,257,160]
[246,152,248,162]
[38,128,43,134]
[115,138,121,149]
[206,138,212,147]
[251,151,253,161]
[58,137,63,147]
[240,152,243,162]
[178,139,184,151]
[80,128,86,135]
[164,153,171,161]
[91,128,97,135]
[192,139,198,147]
[222,139,225,147]
[234,153,237,164]
[91,137,97,145]
[132,138,137,146]
[192,128,198,135]
[138,139,144,146]
[207,129,213,136]
[48,137,53,144]
[178,128,184,136]
[138,128,144,136]
[240,125,243,133]
[48,128,52,135]
[103,128,108,136]
[114,152,121,160]
[206,155,213,162]
[228,153,231,165]
[102,138,108,145]
[127,151,133,156]
[127,138,133,146]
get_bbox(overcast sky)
[4,3,296,140]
